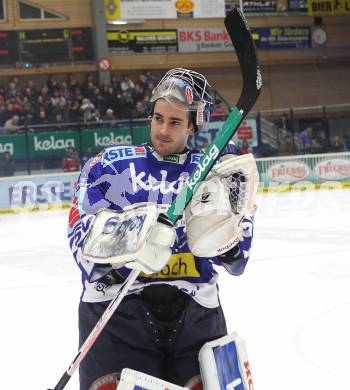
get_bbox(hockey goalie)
[67,68,259,390]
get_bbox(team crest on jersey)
[191,153,202,164]
[102,146,147,167]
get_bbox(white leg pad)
[118,368,189,390]
[199,332,254,390]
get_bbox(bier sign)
[308,0,350,15]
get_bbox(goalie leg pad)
[199,332,254,390]
[118,368,188,390]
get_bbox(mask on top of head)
[150,68,214,133]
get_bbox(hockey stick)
[48,8,261,390]
[167,8,262,223]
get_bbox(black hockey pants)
[78,284,227,390]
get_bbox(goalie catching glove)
[185,153,259,257]
[82,204,176,274]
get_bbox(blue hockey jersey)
[67,143,254,308]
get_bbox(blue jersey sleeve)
[209,213,254,276]
[221,214,254,275]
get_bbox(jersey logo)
[140,253,200,279]
[102,146,147,167]
[129,162,188,195]
[191,153,202,164]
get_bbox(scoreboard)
[0,31,18,65]
[0,27,93,66]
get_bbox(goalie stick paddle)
[48,8,261,390]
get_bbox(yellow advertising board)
[105,0,121,20]
[308,0,350,15]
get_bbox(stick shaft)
[52,269,140,390]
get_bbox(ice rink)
[1,188,350,390]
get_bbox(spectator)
[341,134,349,151]
[299,126,313,152]
[62,146,80,172]
[80,98,95,122]
[103,108,116,122]
[35,109,49,126]
[4,114,20,133]
[80,146,94,167]
[39,84,51,107]
[53,112,64,130]
[21,95,33,115]
[0,101,8,127]
[131,101,147,119]
[111,75,121,92]
[144,82,155,100]
[90,110,103,126]
[4,102,18,123]
[68,100,81,123]
[145,70,156,85]
[47,74,60,95]
[103,86,118,114]
[332,135,343,152]
[90,87,105,113]
[276,112,292,133]
[49,89,62,113]
[118,90,134,119]
[0,151,15,176]
[120,74,135,93]
[83,81,96,100]
[82,74,96,96]
[22,85,36,106]
[239,140,250,155]
[25,79,37,97]
[72,86,84,105]
[132,83,145,104]
[137,73,148,90]
[60,80,71,102]
[278,134,294,156]
[67,74,80,92]
[318,130,331,153]
[53,97,70,123]
[21,112,35,129]
[310,136,322,154]
[6,81,18,99]
[36,95,49,111]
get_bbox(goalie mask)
[150,68,214,133]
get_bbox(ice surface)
[1,189,349,389]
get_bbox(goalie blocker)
[88,332,254,390]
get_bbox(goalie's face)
[150,98,194,156]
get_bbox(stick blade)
[224,8,262,114]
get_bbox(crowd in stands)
[278,126,350,156]
[0,72,158,133]
[0,73,349,176]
